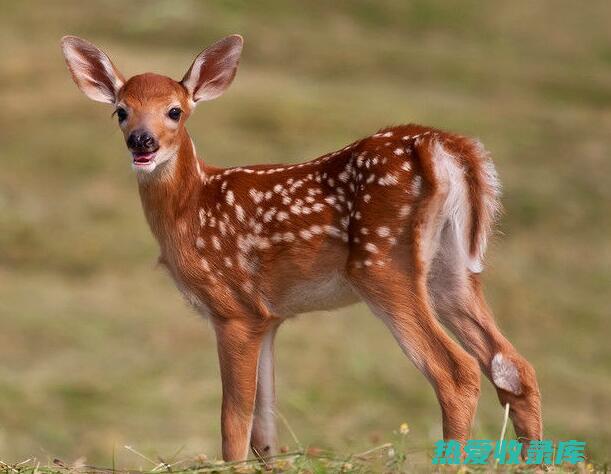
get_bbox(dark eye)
[168,107,182,121]
[116,107,128,122]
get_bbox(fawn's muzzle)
[127,130,159,153]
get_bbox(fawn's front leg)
[214,318,265,461]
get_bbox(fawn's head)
[61,35,243,174]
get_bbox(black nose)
[127,130,158,152]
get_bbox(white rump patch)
[491,353,522,395]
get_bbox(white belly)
[275,271,359,316]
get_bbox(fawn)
[61,34,542,461]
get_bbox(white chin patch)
[131,146,177,175]
[132,160,158,173]
[491,353,522,395]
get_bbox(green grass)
[1,415,605,473]
[1,0,610,470]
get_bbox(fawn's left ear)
[61,35,125,104]
[181,34,243,103]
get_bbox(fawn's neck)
[136,129,202,256]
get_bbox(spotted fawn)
[61,34,542,461]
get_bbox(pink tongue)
[134,155,150,163]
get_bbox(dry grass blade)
[352,442,393,460]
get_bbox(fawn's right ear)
[61,36,125,104]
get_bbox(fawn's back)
[163,124,498,322]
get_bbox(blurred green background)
[1,0,609,466]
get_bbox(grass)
[4,406,603,471]
[0,0,610,470]
[1,412,604,473]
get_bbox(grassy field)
[1,0,610,470]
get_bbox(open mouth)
[131,149,158,165]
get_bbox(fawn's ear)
[181,34,243,103]
[61,35,125,104]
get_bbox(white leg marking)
[491,352,522,395]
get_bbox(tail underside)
[415,133,501,273]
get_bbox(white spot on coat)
[376,226,390,237]
[235,205,245,222]
[365,242,378,253]
[299,229,312,240]
[249,188,264,203]
[378,173,399,186]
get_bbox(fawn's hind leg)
[345,135,484,443]
[348,261,481,443]
[428,224,543,445]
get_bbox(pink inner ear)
[182,35,243,102]
[62,37,124,103]
[193,67,238,102]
